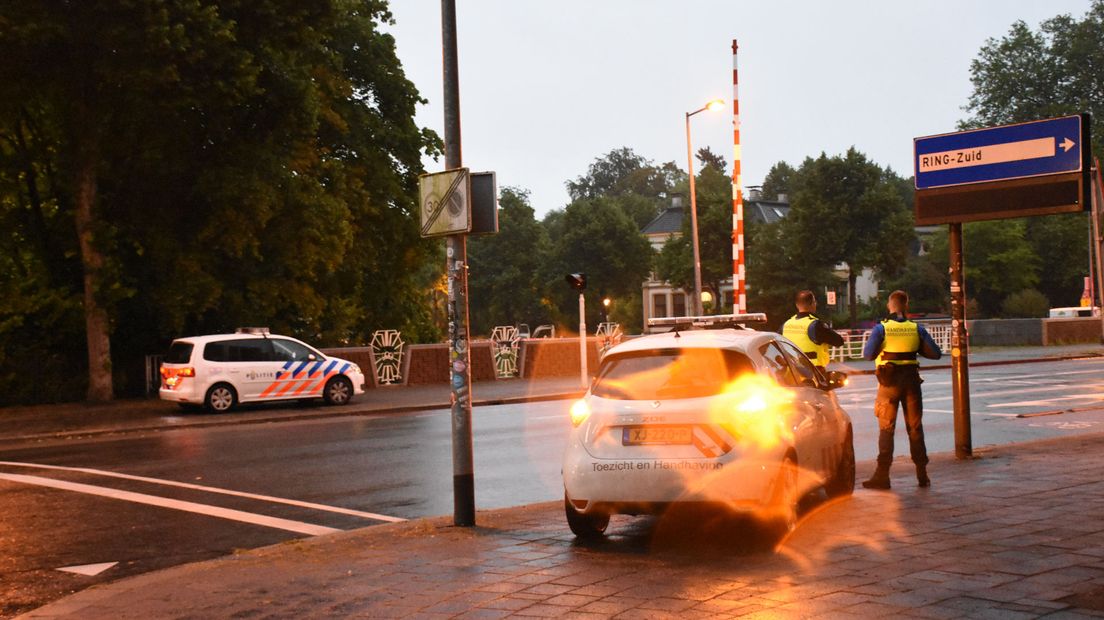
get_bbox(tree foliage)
[784,148,915,325]
[544,197,653,331]
[656,148,735,310]
[0,0,440,403]
[958,1,1104,313]
[565,147,684,229]
[467,187,551,335]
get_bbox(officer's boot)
[916,464,930,488]
[862,463,891,490]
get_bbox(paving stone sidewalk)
[22,432,1104,619]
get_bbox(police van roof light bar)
[235,327,271,335]
[647,313,767,331]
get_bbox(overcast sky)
[384,1,1092,217]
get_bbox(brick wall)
[1043,318,1102,345]
[520,338,601,379]
[404,343,497,385]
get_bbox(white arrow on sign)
[918,136,1075,173]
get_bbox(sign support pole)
[578,293,588,388]
[441,0,474,527]
[1092,159,1104,343]
[949,222,972,459]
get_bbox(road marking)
[0,461,404,523]
[986,392,1104,408]
[0,473,339,536]
[57,562,117,576]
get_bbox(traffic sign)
[913,114,1091,225]
[915,115,1084,190]
[419,168,471,238]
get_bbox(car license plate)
[622,426,692,445]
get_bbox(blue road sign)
[914,115,1083,190]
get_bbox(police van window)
[758,342,798,387]
[271,338,316,362]
[776,339,824,387]
[591,348,754,400]
[204,339,273,362]
[165,342,194,364]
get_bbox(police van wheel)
[323,376,353,406]
[564,494,609,539]
[204,384,237,413]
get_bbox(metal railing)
[828,321,952,362]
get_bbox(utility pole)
[441,0,474,527]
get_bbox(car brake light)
[179,367,195,377]
[570,399,591,427]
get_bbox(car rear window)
[164,342,194,364]
[591,348,755,400]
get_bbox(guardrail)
[828,321,952,361]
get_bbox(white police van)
[159,328,366,412]
[562,314,854,539]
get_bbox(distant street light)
[686,98,724,316]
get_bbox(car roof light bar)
[235,327,271,335]
[646,313,767,330]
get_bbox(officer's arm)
[917,325,942,359]
[862,324,885,360]
[811,320,845,347]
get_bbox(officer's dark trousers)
[874,364,928,469]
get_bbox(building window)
[652,293,667,318]
[672,293,686,317]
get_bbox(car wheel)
[204,383,237,413]
[323,376,353,406]
[763,456,798,539]
[825,427,856,498]
[564,494,609,539]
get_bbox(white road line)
[0,461,404,523]
[986,393,1104,408]
[0,473,339,536]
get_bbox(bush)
[1001,289,1050,318]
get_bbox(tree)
[656,148,736,311]
[0,1,439,403]
[923,220,1041,317]
[565,147,684,229]
[467,187,552,335]
[785,149,915,325]
[746,221,836,329]
[961,2,1104,311]
[963,1,1104,163]
[760,161,796,201]
[544,197,654,331]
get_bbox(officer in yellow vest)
[781,290,844,374]
[861,290,942,490]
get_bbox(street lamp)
[686,98,725,316]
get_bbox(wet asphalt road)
[1,356,1103,617]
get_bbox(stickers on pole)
[419,168,471,238]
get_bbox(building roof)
[641,200,791,237]
[642,206,685,236]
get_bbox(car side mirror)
[826,370,849,390]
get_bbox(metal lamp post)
[685,99,725,316]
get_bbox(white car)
[562,314,855,538]
[159,329,366,412]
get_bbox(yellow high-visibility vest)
[876,319,920,366]
[783,314,828,367]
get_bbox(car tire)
[323,376,353,406]
[204,383,237,413]
[763,456,798,540]
[825,427,856,498]
[564,494,609,539]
